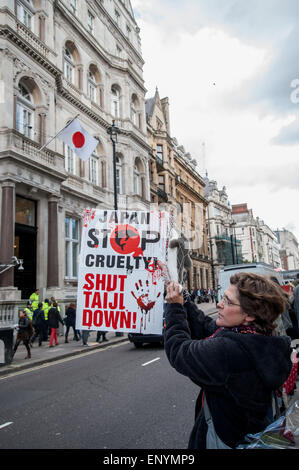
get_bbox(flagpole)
[38,113,80,153]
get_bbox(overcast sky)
[131,0,299,241]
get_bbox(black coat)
[32,308,46,328]
[16,316,33,341]
[48,308,64,329]
[65,307,76,327]
[164,301,292,449]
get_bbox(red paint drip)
[132,312,137,329]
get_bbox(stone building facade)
[232,204,281,268]
[203,176,241,289]
[274,229,299,270]
[146,89,211,291]
[0,0,150,313]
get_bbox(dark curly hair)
[230,272,289,335]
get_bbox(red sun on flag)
[72,131,85,148]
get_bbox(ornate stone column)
[39,113,46,147]
[39,15,46,42]
[0,181,15,288]
[47,195,59,288]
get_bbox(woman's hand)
[165,282,184,305]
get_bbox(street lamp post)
[107,120,120,211]
[230,221,238,264]
[0,256,24,275]
[107,120,122,336]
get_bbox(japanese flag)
[58,117,98,161]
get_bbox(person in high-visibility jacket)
[24,301,33,321]
[42,298,51,341]
[29,289,40,311]
[50,297,60,313]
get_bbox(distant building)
[274,229,299,270]
[232,204,281,268]
[145,89,211,290]
[204,177,242,288]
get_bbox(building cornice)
[176,180,208,205]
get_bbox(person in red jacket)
[48,302,64,347]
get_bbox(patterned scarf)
[207,325,260,340]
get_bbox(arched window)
[133,163,139,195]
[64,47,75,83]
[116,155,122,194]
[88,70,97,102]
[70,0,77,15]
[65,145,75,174]
[17,82,34,139]
[131,94,142,129]
[131,100,137,126]
[90,151,99,185]
[17,0,35,31]
[111,86,120,118]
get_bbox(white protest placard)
[76,209,169,334]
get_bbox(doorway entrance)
[14,196,37,300]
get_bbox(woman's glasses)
[220,294,241,307]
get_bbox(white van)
[218,263,284,299]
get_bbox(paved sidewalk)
[0,330,128,377]
[0,302,217,377]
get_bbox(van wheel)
[134,342,143,348]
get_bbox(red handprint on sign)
[131,280,161,331]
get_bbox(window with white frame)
[65,144,76,174]
[17,0,34,31]
[158,174,165,192]
[116,156,122,194]
[64,47,75,83]
[131,100,137,126]
[88,10,94,34]
[65,217,79,278]
[111,86,120,118]
[133,164,140,195]
[114,9,120,25]
[90,153,98,185]
[156,144,163,162]
[17,83,34,139]
[70,0,77,15]
[116,45,122,58]
[126,25,131,40]
[88,70,96,102]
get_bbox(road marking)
[142,357,160,367]
[0,422,13,430]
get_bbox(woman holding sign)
[164,272,292,449]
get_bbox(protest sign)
[76,209,169,334]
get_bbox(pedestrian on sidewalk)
[197,288,201,304]
[12,310,33,360]
[96,330,109,343]
[42,298,51,341]
[82,330,90,346]
[48,302,64,347]
[24,301,33,321]
[64,303,79,343]
[31,302,46,347]
[190,288,198,303]
[164,272,292,449]
[29,288,40,311]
